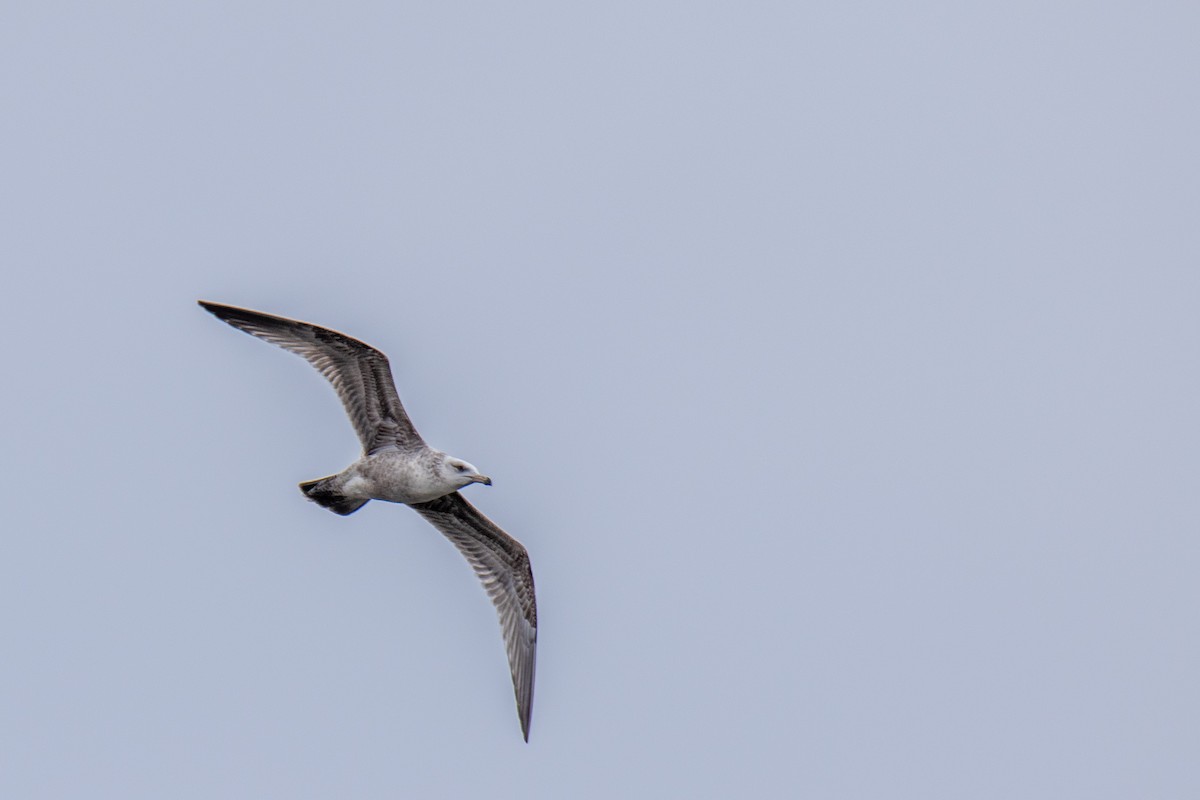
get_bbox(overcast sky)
[2,2,1198,797]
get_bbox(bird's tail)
[299,475,369,516]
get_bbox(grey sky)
[2,1,1198,797]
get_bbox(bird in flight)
[199,301,537,741]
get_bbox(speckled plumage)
[318,448,468,505]
[199,301,538,741]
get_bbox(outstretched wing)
[409,492,538,742]
[199,301,425,453]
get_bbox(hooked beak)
[473,475,493,486]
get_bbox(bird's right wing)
[199,301,425,453]
[409,492,538,741]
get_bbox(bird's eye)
[456,464,468,472]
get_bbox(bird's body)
[199,300,537,741]
[311,448,483,508]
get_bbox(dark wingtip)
[519,703,532,742]
[198,300,228,318]
[198,301,268,330]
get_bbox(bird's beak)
[474,475,493,486]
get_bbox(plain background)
[2,2,1198,797]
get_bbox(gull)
[199,301,537,741]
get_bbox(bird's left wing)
[409,492,538,741]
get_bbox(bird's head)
[442,456,492,489]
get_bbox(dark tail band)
[299,476,368,516]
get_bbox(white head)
[441,455,492,489]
